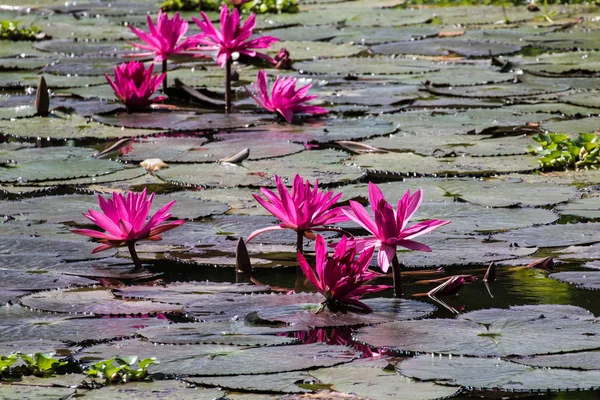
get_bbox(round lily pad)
[0,384,76,399]
[295,57,439,76]
[549,271,600,291]
[78,340,358,376]
[330,26,439,46]
[513,351,600,370]
[371,39,521,58]
[266,41,360,61]
[559,92,600,109]
[93,111,268,131]
[524,30,600,51]
[351,152,540,178]
[19,288,183,315]
[356,304,600,357]
[188,371,313,394]
[426,81,570,98]
[555,197,600,219]
[120,135,305,163]
[398,354,600,391]
[493,222,600,248]
[185,294,434,328]
[542,116,600,135]
[80,380,224,400]
[0,112,159,140]
[157,149,363,188]
[0,305,168,344]
[137,321,299,346]
[0,71,107,89]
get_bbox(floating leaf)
[78,340,358,376]
[356,304,600,357]
[493,222,600,248]
[294,57,439,76]
[549,271,600,291]
[189,371,314,394]
[79,380,223,400]
[371,39,521,57]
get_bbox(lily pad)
[267,41,361,60]
[555,197,600,219]
[493,222,600,248]
[188,371,313,394]
[351,152,540,177]
[78,340,358,376]
[156,149,363,188]
[371,39,521,57]
[93,111,268,131]
[80,380,223,400]
[426,81,570,98]
[19,288,183,315]
[513,351,600,370]
[0,384,76,399]
[0,305,168,344]
[330,26,439,46]
[398,354,600,391]
[541,116,600,135]
[185,294,434,328]
[356,304,600,357]
[295,57,439,76]
[549,271,600,291]
[0,71,107,89]
[137,321,299,346]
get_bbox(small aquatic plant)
[191,4,279,112]
[0,20,45,41]
[343,183,450,297]
[297,235,391,313]
[0,352,69,379]
[85,356,158,383]
[160,0,220,11]
[529,132,600,171]
[240,0,299,14]
[71,189,185,270]
[247,174,348,254]
[247,70,328,123]
[104,61,166,111]
[128,10,201,90]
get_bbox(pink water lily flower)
[298,235,391,312]
[191,4,279,68]
[129,10,200,62]
[343,183,451,273]
[105,61,166,111]
[247,174,348,244]
[72,189,185,269]
[248,70,328,123]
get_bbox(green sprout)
[0,20,45,41]
[85,356,159,383]
[529,132,600,171]
[160,0,220,12]
[241,0,299,14]
[0,352,69,379]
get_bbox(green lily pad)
[426,81,570,98]
[0,71,107,89]
[267,41,361,61]
[356,304,600,357]
[541,116,600,135]
[524,30,600,51]
[371,39,521,57]
[549,271,600,291]
[137,321,299,346]
[513,351,600,370]
[78,340,358,376]
[80,380,223,400]
[352,152,540,178]
[19,288,183,315]
[493,222,600,248]
[0,113,160,140]
[188,371,313,394]
[0,384,76,399]
[398,354,600,391]
[294,57,439,76]
[157,149,363,188]
[330,26,439,45]
[555,197,600,219]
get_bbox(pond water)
[2,0,600,398]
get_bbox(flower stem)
[296,230,304,255]
[225,57,232,114]
[127,242,144,271]
[162,59,167,93]
[295,230,307,292]
[391,254,402,298]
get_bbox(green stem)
[225,57,232,114]
[127,242,143,271]
[162,59,167,94]
[391,254,402,298]
[295,230,307,292]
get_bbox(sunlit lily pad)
[555,197,600,219]
[330,26,439,45]
[78,340,358,376]
[267,41,361,60]
[0,384,76,399]
[398,354,600,391]
[185,294,434,328]
[93,111,268,131]
[0,71,107,89]
[80,380,223,400]
[188,371,313,394]
[371,39,521,57]
[310,363,460,400]
[493,222,600,248]
[0,305,168,344]
[513,351,600,370]
[351,152,540,177]
[549,271,600,291]
[524,31,600,51]
[137,321,299,346]
[426,81,570,98]
[20,288,183,315]
[356,304,600,356]
[295,57,439,76]
[541,116,600,135]
[157,149,363,188]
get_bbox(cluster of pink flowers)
[248,174,451,311]
[105,5,326,121]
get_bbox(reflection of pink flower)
[289,327,377,358]
[72,189,185,253]
[247,174,347,242]
[192,5,279,68]
[129,10,200,62]
[297,235,391,312]
[104,61,165,111]
[248,70,328,123]
[343,183,451,273]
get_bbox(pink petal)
[246,225,287,242]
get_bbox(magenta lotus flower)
[247,174,348,244]
[191,5,279,68]
[105,61,165,111]
[343,183,451,273]
[248,70,328,123]
[297,235,391,312]
[72,189,185,269]
[128,10,200,62]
